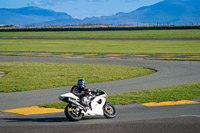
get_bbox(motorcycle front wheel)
[65,104,83,121]
[103,102,117,118]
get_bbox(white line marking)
[181,115,200,117]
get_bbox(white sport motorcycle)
[58,88,117,121]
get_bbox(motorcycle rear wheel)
[103,102,117,118]
[65,104,83,121]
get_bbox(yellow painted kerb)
[84,54,97,56]
[39,53,53,55]
[106,54,121,57]
[2,106,64,115]
[189,56,200,58]
[134,54,149,57]
[64,54,73,56]
[142,100,199,107]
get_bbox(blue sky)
[0,0,163,19]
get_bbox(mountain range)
[0,0,199,26]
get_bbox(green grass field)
[40,81,200,109]
[0,29,200,38]
[0,29,200,57]
[0,39,200,55]
[108,82,200,105]
[0,62,154,92]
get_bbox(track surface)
[0,56,200,132]
[1,104,200,133]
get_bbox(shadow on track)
[3,117,68,123]
[2,116,106,123]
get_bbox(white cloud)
[28,0,110,6]
[27,1,41,6]
[28,0,69,6]
[125,0,142,2]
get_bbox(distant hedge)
[0,25,200,32]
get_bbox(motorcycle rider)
[71,79,92,107]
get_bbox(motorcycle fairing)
[58,92,79,101]
[83,94,106,116]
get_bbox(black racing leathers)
[70,85,86,99]
[71,85,94,107]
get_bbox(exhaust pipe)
[68,98,84,110]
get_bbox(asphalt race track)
[0,55,200,132]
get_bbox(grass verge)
[39,82,200,109]
[0,30,200,38]
[0,39,200,55]
[0,62,154,92]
